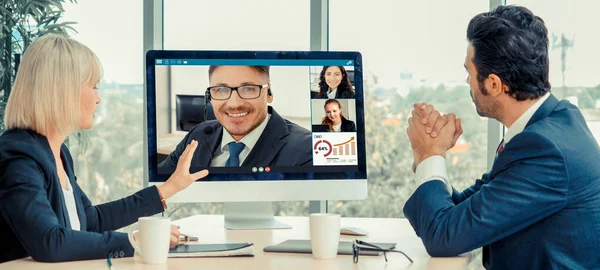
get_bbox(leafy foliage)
[0,0,78,133]
[68,89,146,203]
[329,75,489,218]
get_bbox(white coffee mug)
[309,213,341,259]
[127,216,171,264]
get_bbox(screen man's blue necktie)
[225,142,245,167]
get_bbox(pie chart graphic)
[313,140,333,157]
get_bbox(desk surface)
[157,133,186,156]
[2,215,475,270]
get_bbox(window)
[164,1,309,50]
[328,0,490,217]
[163,0,310,218]
[506,0,600,144]
[59,0,145,204]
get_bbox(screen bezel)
[145,50,366,184]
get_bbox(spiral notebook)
[168,242,255,258]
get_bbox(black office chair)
[175,95,216,131]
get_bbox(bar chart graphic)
[332,137,356,156]
[312,132,358,166]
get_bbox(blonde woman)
[0,34,208,262]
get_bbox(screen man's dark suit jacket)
[403,95,600,269]
[0,129,164,263]
[159,106,313,176]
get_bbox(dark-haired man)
[159,66,313,177]
[404,5,600,269]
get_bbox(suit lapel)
[242,107,289,166]
[61,147,86,230]
[525,94,560,128]
[52,145,76,230]
[35,132,78,229]
[489,94,560,176]
[41,138,70,228]
[195,124,223,168]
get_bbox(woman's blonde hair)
[4,34,102,135]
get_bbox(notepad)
[168,242,255,258]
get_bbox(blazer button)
[108,252,114,258]
[119,251,125,258]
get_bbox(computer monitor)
[145,51,367,229]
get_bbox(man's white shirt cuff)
[415,155,452,194]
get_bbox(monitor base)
[224,202,292,230]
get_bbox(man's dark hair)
[467,5,551,100]
[208,66,270,78]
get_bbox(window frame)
[142,0,505,214]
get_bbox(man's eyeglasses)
[207,84,269,100]
[352,240,413,264]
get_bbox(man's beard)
[471,83,500,119]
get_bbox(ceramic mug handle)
[127,221,142,256]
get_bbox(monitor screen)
[146,51,366,184]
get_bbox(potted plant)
[0,0,77,133]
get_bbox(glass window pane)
[164,0,309,50]
[60,1,144,205]
[163,0,310,218]
[329,0,489,217]
[506,0,600,144]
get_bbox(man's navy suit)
[158,106,313,179]
[403,95,600,269]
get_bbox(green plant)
[0,0,78,133]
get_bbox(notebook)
[263,240,396,255]
[168,242,254,258]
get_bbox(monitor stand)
[224,202,292,230]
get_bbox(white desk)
[157,133,186,156]
[1,215,474,269]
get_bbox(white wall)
[169,66,208,133]
[155,66,170,135]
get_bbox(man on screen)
[158,66,313,176]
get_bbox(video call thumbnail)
[311,99,357,133]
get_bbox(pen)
[180,233,198,241]
[107,256,112,270]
